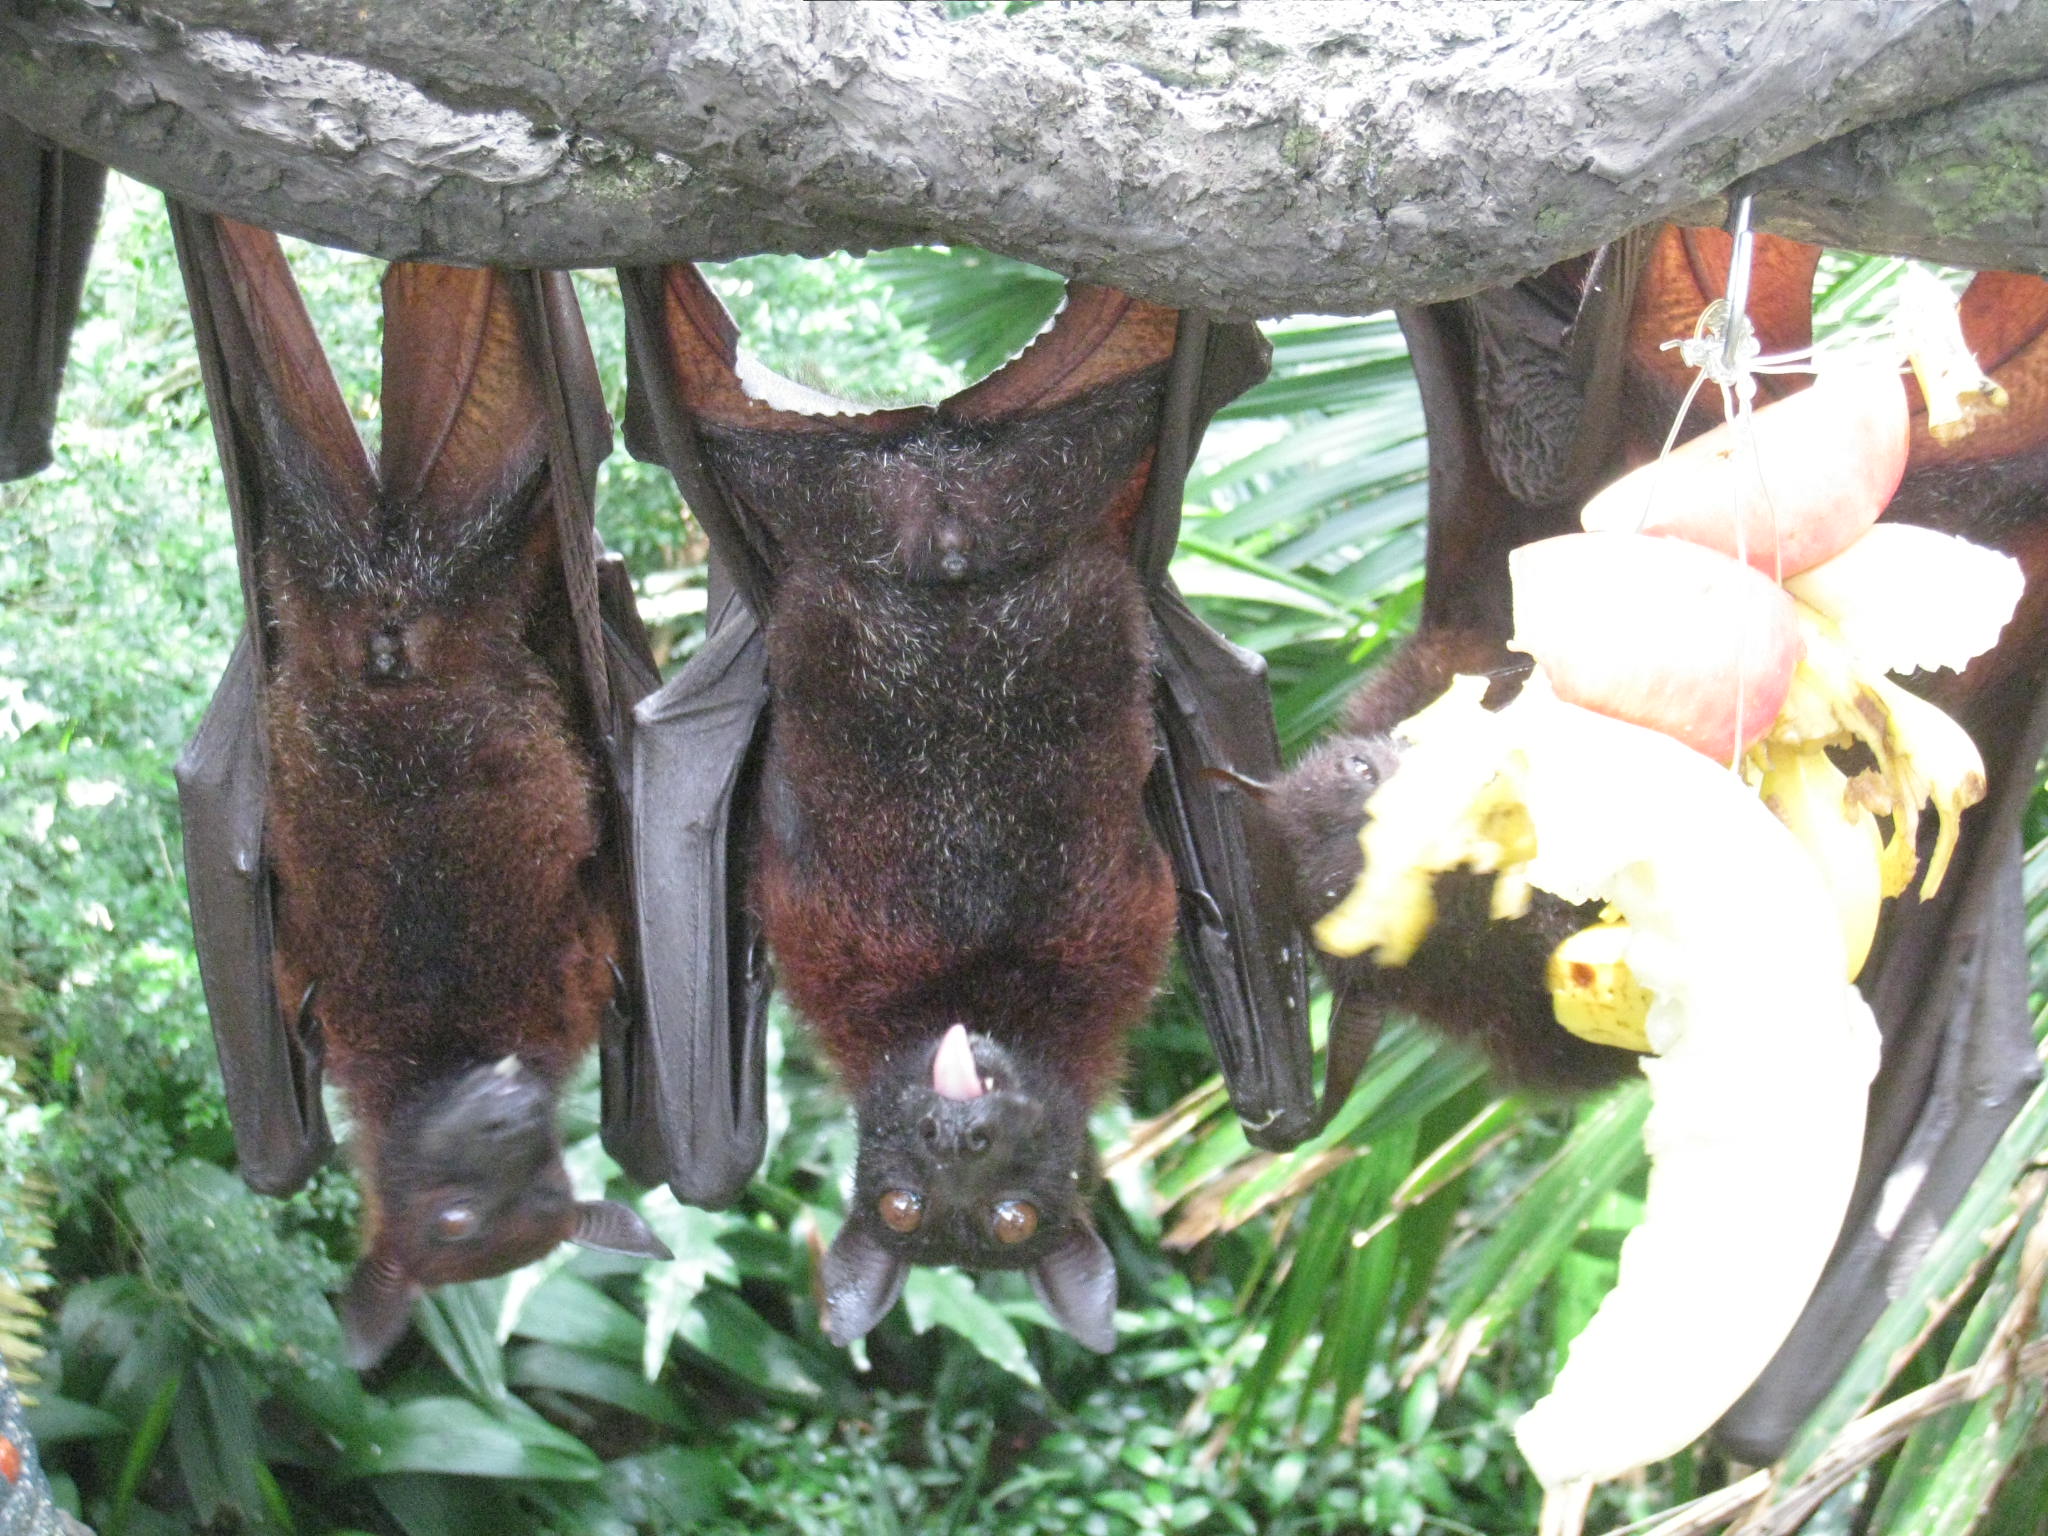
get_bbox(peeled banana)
[1547,923,1653,1052]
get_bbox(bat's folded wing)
[0,115,105,482]
[606,591,772,1208]
[1148,588,1318,1148]
[168,205,373,1197]
[1133,312,1318,1148]
[174,635,332,1194]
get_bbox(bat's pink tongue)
[932,1024,986,1101]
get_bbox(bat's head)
[340,1056,670,1368]
[820,1024,1117,1353]
[1261,734,1404,924]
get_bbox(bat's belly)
[756,559,1173,1052]
[262,653,611,1091]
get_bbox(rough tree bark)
[3,0,2046,314]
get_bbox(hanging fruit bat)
[613,263,1312,1349]
[1272,221,2048,1460]
[0,113,105,482]
[1264,628,1639,1099]
[169,208,671,1369]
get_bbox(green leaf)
[505,1274,643,1364]
[854,247,1065,381]
[507,1342,694,1432]
[167,1354,280,1532]
[900,1268,1041,1388]
[371,1472,528,1536]
[636,1189,743,1378]
[23,1394,125,1443]
[673,1290,829,1401]
[350,1395,602,1481]
[601,1446,738,1529]
[1430,1083,1651,1357]
[415,1282,509,1403]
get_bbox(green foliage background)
[1,181,2043,1535]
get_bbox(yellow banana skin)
[1756,740,1885,979]
[1547,923,1653,1053]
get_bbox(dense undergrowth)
[2,180,2044,1536]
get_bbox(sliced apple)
[1510,533,1802,761]
[1580,366,1908,578]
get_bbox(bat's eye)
[991,1200,1038,1245]
[435,1204,481,1242]
[878,1189,924,1233]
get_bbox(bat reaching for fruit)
[170,210,670,1369]
[1272,222,2048,1484]
[615,265,1309,1350]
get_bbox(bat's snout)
[915,1091,1041,1161]
[412,1056,556,1165]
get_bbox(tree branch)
[4,1,2047,313]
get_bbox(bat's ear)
[1029,1221,1117,1353]
[569,1199,673,1260]
[338,1254,418,1371]
[819,1216,909,1347]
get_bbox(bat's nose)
[916,1092,1031,1160]
[414,1058,556,1163]
[918,1103,993,1158]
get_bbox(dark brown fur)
[1269,631,1639,1095]
[171,238,667,1366]
[705,374,1180,1106]
[262,520,617,1152]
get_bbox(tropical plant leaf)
[900,1268,1041,1388]
[351,1395,602,1481]
[506,1342,695,1433]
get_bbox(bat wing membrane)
[168,207,370,1195]
[0,115,105,482]
[1132,311,1319,1148]
[173,634,331,1194]
[607,588,771,1206]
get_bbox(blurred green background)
[1,178,2042,1536]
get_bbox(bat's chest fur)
[736,429,1177,1086]
[261,579,613,1119]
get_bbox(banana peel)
[1756,740,1886,977]
[1320,673,1877,1491]
[1895,263,2010,444]
[1773,606,1988,900]
[1314,698,1537,965]
[1786,524,2024,679]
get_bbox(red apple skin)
[1510,533,1804,760]
[1580,367,1908,578]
